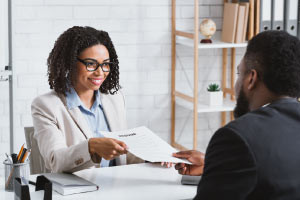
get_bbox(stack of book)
[222,0,300,43]
[42,173,99,196]
[221,1,250,43]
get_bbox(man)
[173,31,300,199]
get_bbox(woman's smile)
[89,77,104,86]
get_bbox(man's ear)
[245,69,259,90]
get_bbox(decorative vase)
[207,91,223,106]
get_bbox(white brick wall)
[0,0,247,173]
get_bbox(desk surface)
[0,163,197,200]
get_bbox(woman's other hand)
[161,162,173,168]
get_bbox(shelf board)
[176,97,236,113]
[177,38,247,49]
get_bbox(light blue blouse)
[66,88,110,167]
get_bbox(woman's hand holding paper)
[88,138,128,161]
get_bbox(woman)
[31,26,142,173]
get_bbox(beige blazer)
[31,90,142,173]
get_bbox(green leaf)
[207,83,220,92]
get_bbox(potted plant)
[207,83,223,106]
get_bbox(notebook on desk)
[42,173,99,196]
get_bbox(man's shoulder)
[220,100,300,146]
[226,111,263,130]
[217,108,271,143]
[226,99,300,133]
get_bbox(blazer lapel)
[100,94,118,131]
[101,93,127,165]
[59,93,93,139]
[67,108,93,139]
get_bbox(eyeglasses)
[77,58,114,72]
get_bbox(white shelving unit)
[176,97,236,113]
[177,38,248,49]
[171,0,247,151]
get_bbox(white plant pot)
[207,91,223,106]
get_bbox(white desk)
[0,163,197,200]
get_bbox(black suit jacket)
[195,98,300,200]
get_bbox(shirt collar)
[261,97,298,109]
[66,87,103,110]
[66,87,82,109]
[92,89,102,110]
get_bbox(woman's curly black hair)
[47,26,120,95]
[245,30,300,97]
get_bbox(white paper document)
[102,126,191,164]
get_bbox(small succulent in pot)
[207,83,223,106]
[207,83,221,92]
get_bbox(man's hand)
[173,150,205,176]
[88,138,128,161]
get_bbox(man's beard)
[233,87,250,118]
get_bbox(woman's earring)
[65,71,70,83]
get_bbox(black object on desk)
[181,175,201,185]
[14,178,30,200]
[14,175,52,200]
[11,153,18,163]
